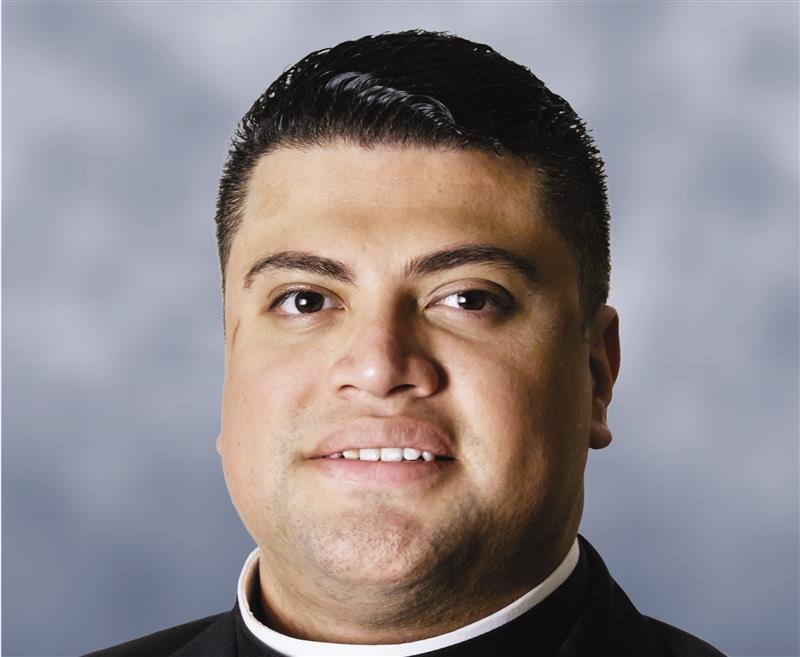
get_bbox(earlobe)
[588,305,620,450]
[590,398,613,449]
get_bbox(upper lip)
[309,417,456,459]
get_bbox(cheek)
[219,341,323,524]
[441,332,590,506]
[221,339,322,438]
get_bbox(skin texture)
[217,143,620,644]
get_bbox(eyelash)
[269,289,341,316]
[268,288,514,318]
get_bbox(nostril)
[329,349,443,400]
[388,383,416,395]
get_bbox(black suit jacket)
[82,536,726,657]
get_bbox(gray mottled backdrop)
[3,2,798,656]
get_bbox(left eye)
[271,290,339,316]
[437,290,503,311]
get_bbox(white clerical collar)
[236,537,579,657]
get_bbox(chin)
[299,509,440,589]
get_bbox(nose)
[327,308,442,404]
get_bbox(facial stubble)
[262,472,521,639]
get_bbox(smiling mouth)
[315,447,455,463]
[308,449,457,487]
[308,417,457,486]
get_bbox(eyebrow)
[403,244,539,284]
[243,244,539,289]
[243,251,356,288]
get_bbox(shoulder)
[80,612,230,657]
[572,536,727,657]
[646,617,727,657]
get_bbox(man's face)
[218,144,615,623]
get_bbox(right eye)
[270,290,340,316]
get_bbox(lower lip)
[308,458,455,486]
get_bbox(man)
[86,30,725,657]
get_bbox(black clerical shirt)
[83,535,727,657]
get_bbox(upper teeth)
[328,448,436,462]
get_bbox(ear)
[588,305,620,450]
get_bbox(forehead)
[243,144,539,221]
[227,144,576,289]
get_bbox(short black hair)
[215,29,610,320]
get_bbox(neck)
[255,535,575,644]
